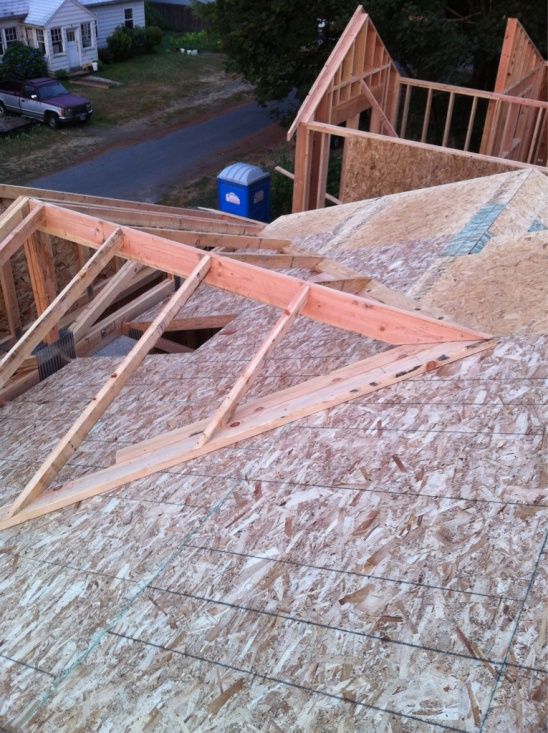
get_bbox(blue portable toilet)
[217,163,271,222]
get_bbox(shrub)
[98,47,114,65]
[106,25,163,62]
[144,26,163,52]
[0,42,46,80]
[107,27,133,61]
[54,68,69,79]
[177,30,218,52]
[130,26,148,55]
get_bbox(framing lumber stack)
[288,7,548,212]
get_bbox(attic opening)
[122,316,234,354]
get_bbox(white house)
[80,0,145,49]
[0,0,145,73]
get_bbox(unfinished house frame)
[0,195,494,529]
[288,6,547,211]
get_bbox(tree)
[196,0,358,105]
[196,1,546,104]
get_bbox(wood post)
[24,231,59,344]
[292,124,313,213]
[0,262,21,338]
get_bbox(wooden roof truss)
[0,197,494,530]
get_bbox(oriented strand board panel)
[419,231,548,336]
[0,334,546,732]
[266,169,538,253]
[339,135,525,202]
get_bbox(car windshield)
[38,82,68,100]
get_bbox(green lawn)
[68,49,244,126]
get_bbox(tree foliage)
[0,42,47,81]
[196,0,546,104]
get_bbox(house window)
[36,28,46,55]
[0,34,3,57]
[50,27,63,54]
[81,22,92,48]
[4,27,18,47]
[124,8,134,29]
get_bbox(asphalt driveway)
[32,102,273,201]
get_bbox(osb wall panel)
[339,136,524,203]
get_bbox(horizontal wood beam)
[136,227,290,251]
[0,184,260,225]
[35,200,489,345]
[400,76,548,110]
[220,252,323,269]
[305,121,548,172]
[51,202,262,235]
[152,336,194,354]
[123,314,235,333]
[331,94,370,125]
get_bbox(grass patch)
[67,49,240,126]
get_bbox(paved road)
[32,103,273,201]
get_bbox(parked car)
[0,78,93,129]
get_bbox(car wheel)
[0,102,6,117]
[46,113,59,129]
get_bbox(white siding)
[91,1,144,48]
[44,0,97,71]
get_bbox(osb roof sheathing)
[0,169,546,732]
